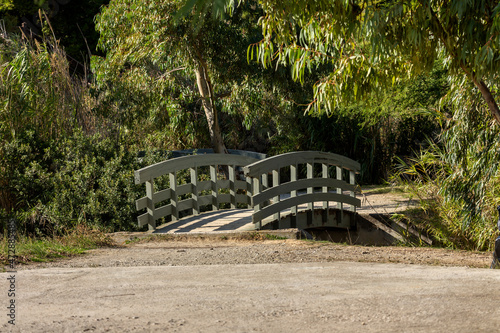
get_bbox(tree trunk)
[425,2,500,125]
[193,55,227,154]
[472,78,500,125]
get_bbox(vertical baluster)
[336,166,343,225]
[322,163,328,210]
[322,163,329,223]
[350,169,356,212]
[262,172,268,190]
[246,174,252,208]
[169,172,178,221]
[145,178,155,230]
[210,165,218,211]
[336,166,342,210]
[229,165,236,209]
[272,168,280,223]
[290,164,297,228]
[253,176,262,229]
[190,167,199,215]
[307,162,313,211]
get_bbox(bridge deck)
[152,192,416,234]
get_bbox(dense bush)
[0,130,167,235]
[394,102,500,251]
[0,31,159,235]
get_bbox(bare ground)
[3,239,500,333]
[19,186,492,270]
[21,236,492,270]
[3,189,500,332]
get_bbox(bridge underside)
[149,207,428,246]
[259,208,357,230]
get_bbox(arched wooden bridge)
[134,151,361,232]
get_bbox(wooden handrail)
[135,154,259,185]
[243,151,360,228]
[135,153,259,230]
[243,151,360,178]
[135,150,361,231]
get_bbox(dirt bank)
[21,236,492,270]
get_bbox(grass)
[0,225,114,266]
[264,234,288,240]
[358,185,406,195]
[120,232,293,244]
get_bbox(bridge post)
[272,169,280,223]
[145,179,156,230]
[210,165,218,211]
[190,167,199,215]
[290,164,297,228]
[169,172,178,221]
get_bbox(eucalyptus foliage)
[93,0,266,152]
[182,0,500,124]
[393,86,500,250]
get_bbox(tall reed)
[0,28,96,215]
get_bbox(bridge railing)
[243,151,361,229]
[134,154,259,230]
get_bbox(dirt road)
[2,238,500,332]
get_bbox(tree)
[93,0,239,153]
[182,0,500,124]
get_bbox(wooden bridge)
[134,151,361,232]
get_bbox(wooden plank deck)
[152,193,418,234]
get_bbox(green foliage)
[91,0,228,149]
[46,132,141,232]
[0,0,13,11]
[0,31,167,235]
[250,0,500,117]
[181,0,500,124]
[264,64,445,183]
[393,102,500,250]
[0,31,97,221]
[0,129,170,235]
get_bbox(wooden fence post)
[210,165,218,211]
[145,179,155,230]
[169,172,178,221]
[272,168,280,223]
[190,167,199,215]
